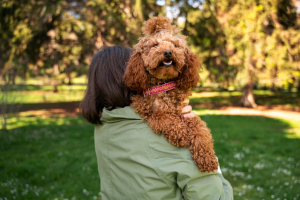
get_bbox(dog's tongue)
[163,60,172,66]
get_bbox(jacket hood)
[101,106,142,123]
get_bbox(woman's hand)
[182,105,196,119]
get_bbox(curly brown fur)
[142,16,180,36]
[124,16,218,172]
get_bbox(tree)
[214,0,300,107]
[186,1,235,89]
[0,0,163,90]
[166,0,300,107]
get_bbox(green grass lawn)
[0,117,98,200]
[1,111,300,200]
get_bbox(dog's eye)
[174,44,177,47]
[153,44,158,47]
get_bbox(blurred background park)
[1,0,300,199]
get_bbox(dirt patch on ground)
[18,108,80,118]
[15,102,81,118]
[15,102,300,121]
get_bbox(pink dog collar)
[144,81,176,97]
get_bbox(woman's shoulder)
[96,106,190,156]
[96,106,195,164]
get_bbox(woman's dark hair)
[80,46,134,124]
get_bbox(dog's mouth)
[163,60,172,66]
[148,57,180,80]
[159,59,175,67]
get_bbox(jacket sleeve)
[218,173,233,200]
[145,131,233,200]
[154,149,233,200]
[177,167,233,200]
[157,148,233,200]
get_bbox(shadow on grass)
[0,114,299,199]
[190,96,240,108]
[4,101,80,115]
[0,84,42,91]
[0,117,99,200]
[1,84,87,92]
[190,90,300,108]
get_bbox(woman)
[80,46,233,200]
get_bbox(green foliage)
[0,0,162,85]
[1,0,299,93]
[213,0,300,90]
[160,0,300,92]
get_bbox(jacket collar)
[101,106,142,123]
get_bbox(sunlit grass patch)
[191,90,274,98]
[284,120,300,139]
[3,115,84,130]
[4,90,85,104]
[191,91,243,97]
[2,83,87,92]
[23,75,88,86]
[253,90,275,96]
[286,129,300,139]
[194,108,223,115]
[1,81,87,104]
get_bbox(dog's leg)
[147,113,190,147]
[185,117,219,172]
[130,95,184,144]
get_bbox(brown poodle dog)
[124,17,218,172]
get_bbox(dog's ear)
[124,50,149,93]
[176,48,201,89]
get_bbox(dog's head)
[124,17,201,93]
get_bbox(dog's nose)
[164,50,172,58]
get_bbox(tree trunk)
[53,84,58,93]
[271,66,278,92]
[1,103,7,131]
[9,68,16,85]
[67,73,72,85]
[1,117,7,131]
[297,76,300,93]
[1,85,8,130]
[241,84,257,108]
[241,43,257,108]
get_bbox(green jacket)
[95,106,233,200]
